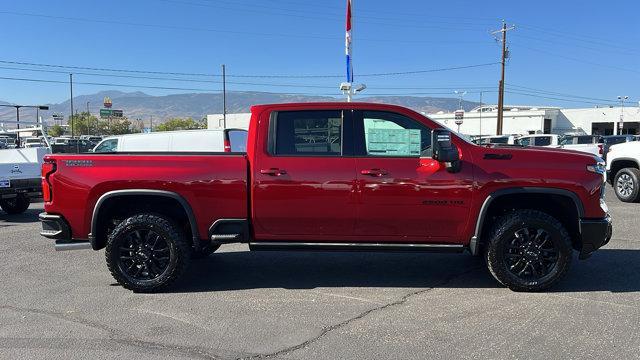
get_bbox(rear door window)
[271,110,345,156]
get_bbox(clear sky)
[0,0,638,108]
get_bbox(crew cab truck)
[39,103,612,292]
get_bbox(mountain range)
[0,91,480,125]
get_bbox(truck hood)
[481,144,598,160]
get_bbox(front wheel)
[485,209,572,292]
[0,194,30,215]
[105,213,191,292]
[614,168,640,203]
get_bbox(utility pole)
[150,115,153,132]
[69,73,74,138]
[222,64,227,129]
[491,21,515,135]
[86,101,90,136]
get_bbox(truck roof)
[250,102,425,114]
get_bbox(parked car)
[0,138,7,150]
[79,135,103,145]
[40,102,611,293]
[473,135,519,145]
[606,141,640,202]
[602,135,639,160]
[91,129,248,153]
[51,138,94,153]
[516,134,603,157]
[22,137,47,148]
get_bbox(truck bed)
[43,153,248,240]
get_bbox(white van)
[92,129,248,153]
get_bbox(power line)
[0,59,499,78]
[0,74,494,97]
[510,33,640,56]
[505,90,614,106]
[506,84,617,103]
[510,44,640,74]
[162,0,497,28]
[0,10,491,45]
[517,23,638,51]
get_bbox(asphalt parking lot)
[1,188,639,360]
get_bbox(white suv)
[606,141,640,202]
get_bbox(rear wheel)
[105,213,191,292]
[614,168,640,203]
[485,209,572,292]
[0,194,30,215]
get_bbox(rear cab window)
[269,110,347,156]
[227,129,248,152]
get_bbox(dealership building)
[208,104,640,137]
[428,105,640,136]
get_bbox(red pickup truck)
[39,102,611,292]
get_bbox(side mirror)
[432,128,461,173]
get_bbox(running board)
[211,234,241,243]
[248,242,465,253]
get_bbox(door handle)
[360,168,388,177]
[260,168,287,176]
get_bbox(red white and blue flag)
[345,0,353,83]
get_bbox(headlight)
[587,163,606,174]
[586,156,606,175]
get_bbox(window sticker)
[366,128,421,156]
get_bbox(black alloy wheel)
[485,209,572,292]
[117,228,171,282]
[106,213,191,292]
[503,227,559,282]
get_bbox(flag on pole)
[345,0,353,83]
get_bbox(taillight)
[598,144,603,155]
[224,139,231,152]
[41,159,56,202]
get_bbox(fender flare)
[89,189,200,250]
[469,187,584,255]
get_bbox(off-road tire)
[105,213,191,292]
[613,168,640,203]
[191,243,221,259]
[0,195,30,215]
[485,209,572,292]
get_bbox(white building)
[430,105,640,136]
[207,113,251,130]
[207,105,640,136]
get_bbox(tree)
[68,111,100,136]
[108,119,134,135]
[155,117,205,132]
[48,124,64,137]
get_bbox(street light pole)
[617,96,629,135]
